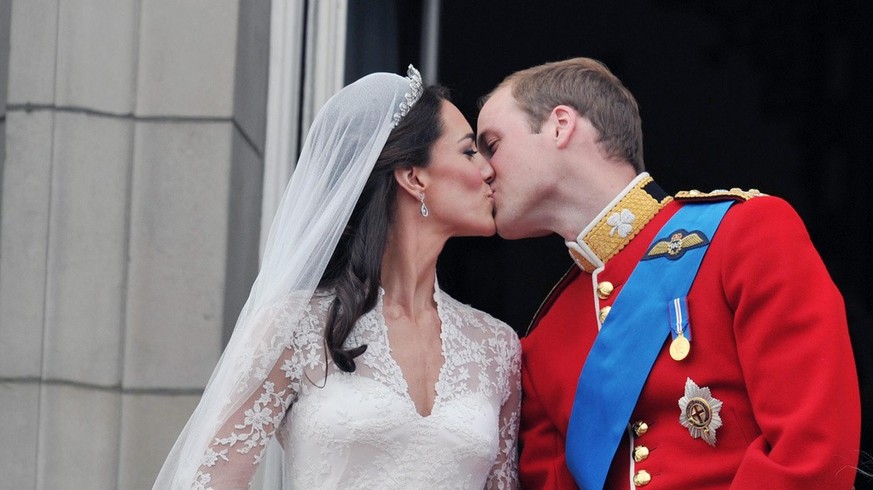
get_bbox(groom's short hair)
[484,57,645,173]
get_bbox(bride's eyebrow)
[456,133,475,144]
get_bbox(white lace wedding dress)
[192,286,521,489]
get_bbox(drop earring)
[419,192,429,217]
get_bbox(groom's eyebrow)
[476,131,491,156]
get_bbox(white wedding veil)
[154,66,424,489]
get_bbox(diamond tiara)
[391,64,424,128]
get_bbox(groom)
[476,57,861,488]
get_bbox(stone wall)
[0,1,270,487]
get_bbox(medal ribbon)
[669,297,691,341]
[565,200,733,489]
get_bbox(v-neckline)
[377,286,448,418]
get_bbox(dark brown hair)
[317,85,448,372]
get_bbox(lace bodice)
[193,287,521,489]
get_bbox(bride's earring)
[419,192,429,217]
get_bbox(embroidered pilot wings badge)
[678,378,723,446]
[642,229,709,260]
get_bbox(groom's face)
[477,86,553,239]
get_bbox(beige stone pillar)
[0,1,270,488]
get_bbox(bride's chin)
[455,221,497,238]
[479,220,497,237]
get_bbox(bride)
[154,66,521,489]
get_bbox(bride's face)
[423,101,496,237]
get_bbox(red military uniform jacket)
[519,174,861,489]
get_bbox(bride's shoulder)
[309,288,336,308]
[260,289,334,330]
[439,291,518,341]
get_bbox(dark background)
[348,0,873,485]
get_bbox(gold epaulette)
[674,187,766,202]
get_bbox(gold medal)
[670,334,690,361]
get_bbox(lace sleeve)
[486,330,522,490]
[192,298,323,490]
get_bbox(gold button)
[633,445,649,462]
[599,306,612,323]
[632,421,648,436]
[597,281,614,299]
[633,470,652,486]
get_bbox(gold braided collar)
[566,173,672,273]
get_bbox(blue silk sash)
[565,201,733,489]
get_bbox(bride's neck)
[379,218,446,318]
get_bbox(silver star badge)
[678,377,723,446]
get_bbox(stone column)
[0,0,9,177]
[0,1,270,488]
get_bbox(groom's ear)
[394,166,426,198]
[550,105,577,149]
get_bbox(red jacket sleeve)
[718,197,860,488]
